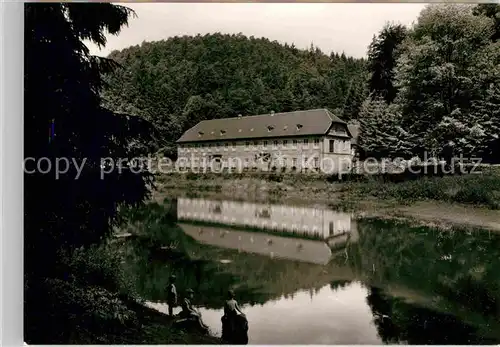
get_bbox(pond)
[119,196,500,344]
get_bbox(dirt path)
[394,201,500,231]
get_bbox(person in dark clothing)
[167,275,177,316]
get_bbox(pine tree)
[367,23,407,103]
[358,96,415,159]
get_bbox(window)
[263,140,268,148]
[273,140,278,148]
[329,140,334,153]
[292,158,297,167]
[245,141,250,148]
[303,139,309,147]
[253,141,258,147]
[225,143,229,147]
[283,140,288,147]
[292,140,298,148]
[343,140,350,151]
[208,143,212,148]
[329,221,334,236]
[313,139,320,148]
[314,158,319,168]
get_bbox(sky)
[87,3,426,59]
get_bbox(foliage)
[358,95,416,159]
[367,23,407,103]
[102,34,368,154]
[393,4,498,160]
[473,3,500,41]
[24,3,159,344]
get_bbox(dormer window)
[220,130,226,136]
[283,126,288,130]
[198,131,204,137]
[267,125,274,132]
[296,124,303,130]
[210,131,215,135]
[238,129,242,132]
[250,128,254,132]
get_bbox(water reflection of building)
[177,198,354,239]
[177,197,358,265]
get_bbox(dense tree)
[24,3,157,343]
[394,4,497,160]
[358,96,415,159]
[102,34,368,155]
[367,23,407,103]
[473,3,500,41]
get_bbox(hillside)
[102,33,368,156]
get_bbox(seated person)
[176,289,209,332]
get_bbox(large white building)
[176,109,354,173]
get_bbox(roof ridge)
[199,108,329,122]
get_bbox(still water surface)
[148,283,381,344]
[121,196,500,344]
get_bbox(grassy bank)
[344,171,500,210]
[25,240,220,345]
[155,169,500,210]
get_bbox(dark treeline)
[102,34,368,157]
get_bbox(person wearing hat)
[167,274,177,316]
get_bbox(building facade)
[176,109,353,174]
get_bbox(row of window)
[179,138,323,152]
[180,139,351,153]
[178,211,346,234]
[181,156,321,167]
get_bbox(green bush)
[61,243,138,298]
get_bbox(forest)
[102,4,500,163]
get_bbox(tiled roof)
[176,108,348,143]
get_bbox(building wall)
[177,197,353,239]
[177,134,353,173]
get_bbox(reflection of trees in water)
[366,286,499,344]
[329,280,352,292]
[336,218,500,343]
